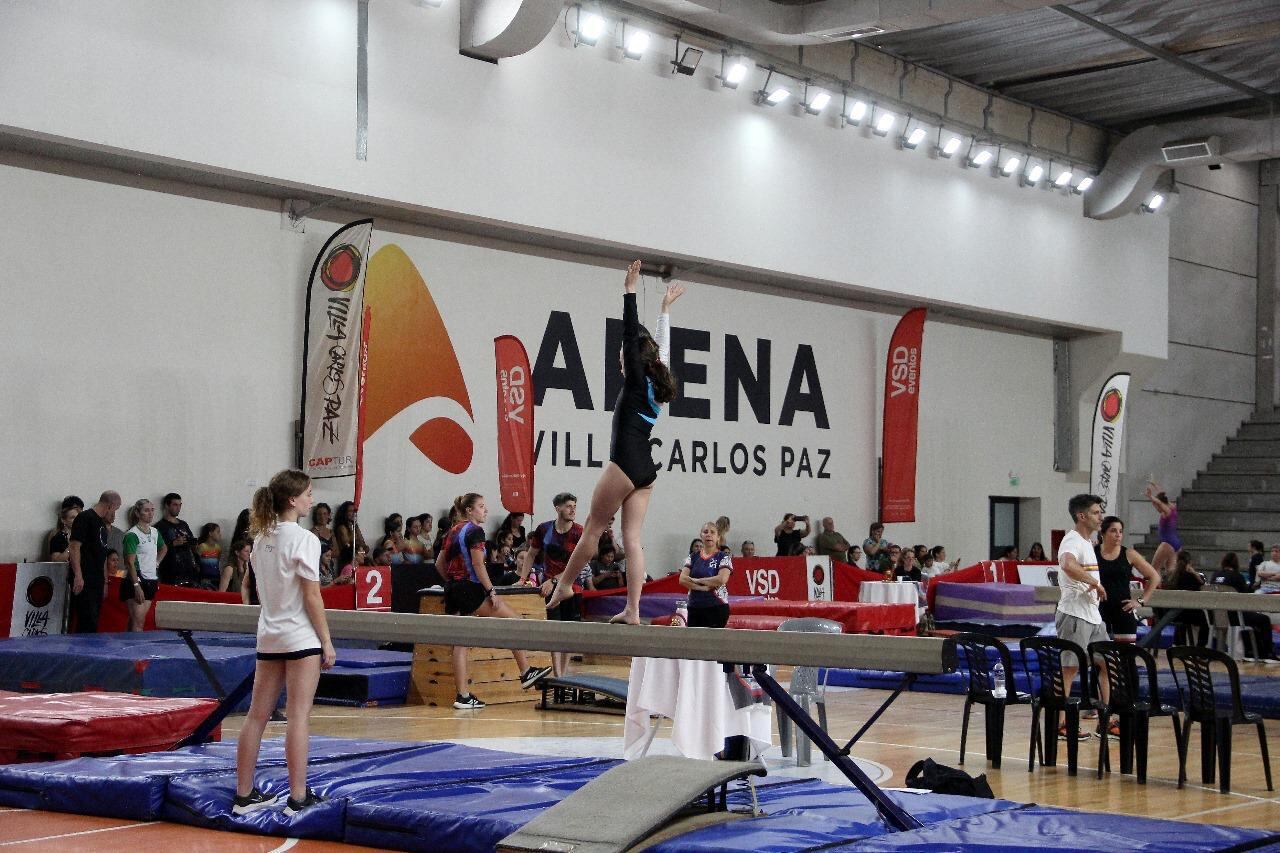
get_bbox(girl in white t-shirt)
[121,499,167,632]
[233,470,335,818]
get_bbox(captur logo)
[363,245,475,474]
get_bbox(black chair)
[946,632,1031,769]
[1089,641,1182,784]
[1166,646,1273,793]
[1019,636,1090,776]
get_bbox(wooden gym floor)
[2,659,1277,848]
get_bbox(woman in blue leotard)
[1146,480,1180,580]
[547,260,683,624]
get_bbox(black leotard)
[610,292,662,488]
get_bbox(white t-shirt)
[1257,559,1280,594]
[1057,528,1101,624]
[123,525,162,581]
[252,521,322,654]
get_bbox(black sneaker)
[283,788,325,817]
[520,665,553,689]
[231,787,280,815]
[453,693,486,710]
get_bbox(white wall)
[0,156,1079,567]
[0,0,1169,358]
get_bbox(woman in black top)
[1096,516,1160,642]
[546,261,682,624]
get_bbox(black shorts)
[119,577,159,602]
[444,580,488,616]
[687,603,730,628]
[1101,602,1139,636]
[257,647,321,661]
[545,591,582,622]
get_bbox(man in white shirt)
[1257,544,1280,594]
[1056,494,1111,719]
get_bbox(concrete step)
[1203,456,1280,475]
[1238,422,1280,441]
[1178,509,1280,529]
[1247,408,1280,424]
[1137,528,1278,550]
[1192,473,1280,492]
[1180,491,1280,511]
[1220,438,1280,457]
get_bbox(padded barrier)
[0,692,218,762]
[822,804,1280,852]
[316,664,410,706]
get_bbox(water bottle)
[991,660,1006,699]
[672,600,688,627]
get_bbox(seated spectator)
[688,538,702,556]
[1211,552,1279,662]
[497,511,528,551]
[414,513,435,560]
[311,503,334,575]
[931,545,958,570]
[1027,542,1047,561]
[993,545,1017,561]
[486,531,520,585]
[774,513,811,556]
[1248,539,1265,588]
[912,544,928,563]
[882,544,902,576]
[920,551,941,579]
[156,493,201,587]
[846,545,864,568]
[372,547,394,567]
[591,544,625,589]
[815,517,851,558]
[196,523,222,587]
[1160,549,1208,647]
[334,544,369,586]
[377,514,406,564]
[1256,543,1280,594]
[333,501,368,569]
[401,515,428,564]
[221,538,252,593]
[740,540,756,558]
[103,549,122,580]
[895,550,922,582]
[230,508,251,549]
[43,497,81,561]
[864,523,889,570]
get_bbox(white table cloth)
[858,580,924,621]
[623,657,773,761]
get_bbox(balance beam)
[1034,587,1280,613]
[153,602,954,672]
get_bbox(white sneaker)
[1263,657,1280,665]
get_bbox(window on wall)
[989,497,1019,560]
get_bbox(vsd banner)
[1089,372,1131,514]
[495,335,535,514]
[880,308,926,523]
[300,219,374,479]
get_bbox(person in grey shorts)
[1055,494,1111,731]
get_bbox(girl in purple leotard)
[1146,480,1180,580]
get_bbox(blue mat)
[1,737,1275,851]
[0,633,413,707]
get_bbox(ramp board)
[497,756,765,853]
[540,674,628,715]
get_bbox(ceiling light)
[939,136,963,158]
[1142,193,1165,213]
[901,126,927,150]
[755,70,789,106]
[721,55,749,89]
[1000,155,1021,176]
[1073,176,1094,194]
[845,99,869,125]
[572,7,605,46]
[803,88,830,115]
[1054,169,1073,188]
[622,27,649,59]
[967,149,992,168]
[671,45,703,76]
[1023,164,1044,186]
[872,111,896,137]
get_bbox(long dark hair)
[639,335,678,403]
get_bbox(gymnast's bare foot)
[608,609,640,625]
[546,583,574,609]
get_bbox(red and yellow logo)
[320,243,364,292]
[1100,388,1123,423]
[363,245,474,474]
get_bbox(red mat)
[0,692,218,763]
[654,600,916,634]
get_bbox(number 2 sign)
[356,565,392,611]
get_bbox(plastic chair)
[946,632,1031,769]
[1019,636,1090,776]
[1089,641,1182,784]
[1166,646,1273,793]
[1204,585,1259,661]
[775,618,842,766]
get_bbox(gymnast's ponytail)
[639,336,678,404]
[453,493,483,521]
[250,469,312,538]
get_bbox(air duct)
[1086,116,1280,219]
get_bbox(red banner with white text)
[495,335,535,514]
[880,308,926,523]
